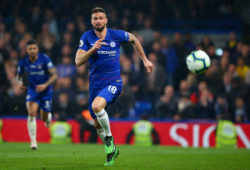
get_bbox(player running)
[75,7,153,166]
[16,40,57,150]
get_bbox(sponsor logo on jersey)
[30,65,36,68]
[29,70,45,75]
[97,50,116,56]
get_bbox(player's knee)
[28,111,36,117]
[92,103,103,113]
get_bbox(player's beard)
[94,24,105,32]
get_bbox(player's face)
[91,12,107,32]
[27,44,39,58]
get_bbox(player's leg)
[26,101,39,149]
[89,88,106,142]
[92,97,119,165]
[40,91,53,127]
[40,110,52,128]
[92,97,113,138]
[94,119,105,142]
[92,84,122,166]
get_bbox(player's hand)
[36,84,47,92]
[18,83,27,91]
[144,59,153,73]
[92,38,107,51]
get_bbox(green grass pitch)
[0,143,250,170]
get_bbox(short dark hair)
[91,7,106,15]
[26,40,38,46]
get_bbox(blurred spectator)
[190,81,213,104]
[145,52,165,102]
[175,93,195,120]
[214,94,230,120]
[177,79,191,97]
[53,92,74,120]
[195,89,214,119]
[28,6,43,36]
[207,45,218,60]
[50,116,72,144]
[225,32,238,57]
[219,50,230,74]
[184,32,196,53]
[138,18,154,46]
[40,35,57,62]
[37,24,56,48]
[76,64,89,80]
[200,35,214,51]
[44,9,59,42]
[236,57,250,80]
[240,44,250,66]
[56,55,77,78]
[160,36,178,85]
[129,52,145,100]
[54,77,75,100]
[126,115,160,145]
[234,97,248,123]
[73,78,89,115]
[77,110,97,143]
[151,41,166,68]
[172,32,188,88]
[204,60,223,94]
[155,85,178,119]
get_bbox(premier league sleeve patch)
[79,40,84,47]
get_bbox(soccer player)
[75,7,153,166]
[16,40,57,149]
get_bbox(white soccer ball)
[186,50,211,74]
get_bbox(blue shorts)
[26,88,53,113]
[89,82,122,119]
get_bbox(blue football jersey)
[17,52,55,90]
[78,28,129,88]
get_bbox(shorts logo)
[110,41,116,48]
[108,85,117,94]
[79,40,84,47]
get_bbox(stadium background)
[0,0,250,147]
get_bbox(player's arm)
[36,68,57,92]
[16,63,27,90]
[75,38,106,66]
[128,33,153,73]
[16,73,27,90]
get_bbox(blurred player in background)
[16,40,57,149]
[75,7,153,166]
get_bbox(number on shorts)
[44,100,51,108]
[108,85,117,94]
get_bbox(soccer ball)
[186,50,211,74]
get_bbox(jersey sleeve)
[17,60,24,75]
[78,32,89,51]
[44,55,55,69]
[115,30,129,43]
